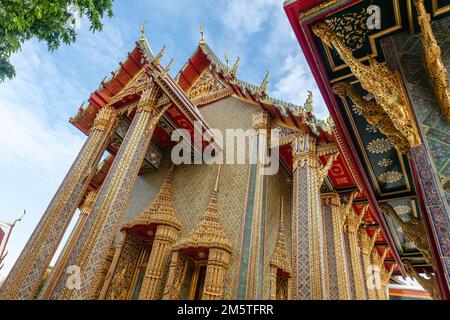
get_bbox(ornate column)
[0,107,117,300]
[237,111,269,299]
[39,190,99,299]
[359,227,380,300]
[290,133,327,300]
[321,193,351,300]
[344,206,366,300]
[138,168,182,300]
[59,84,167,300]
[371,247,389,300]
[203,248,232,300]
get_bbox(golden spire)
[270,196,291,273]
[200,22,205,44]
[173,165,232,252]
[123,165,181,230]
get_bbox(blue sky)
[0,0,328,280]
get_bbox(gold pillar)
[344,207,366,300]
[0,107,117,300]
[58,84,167,300]
[359,227,380,300]
[39,190,99,299]
[291,133,328,300]
[202,248,232,300]
[138,224,179,300]
[321,193,351,300]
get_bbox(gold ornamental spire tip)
[200,22,205,44]
[214,165,221,192]
[225,49,229,73]
[139,20,148,39]
[279,195,284,225]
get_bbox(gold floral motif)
[365,124,378,133]
[367,138,394,154]
[377,158,393,167]
[325,8,369,51]
[378,171,403,184]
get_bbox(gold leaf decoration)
[367,138,394,154]
[379,171,403,184]
[325,9,369,51]
[377,158,393,167]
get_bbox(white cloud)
[220,0,279,34]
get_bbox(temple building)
[0,0,449,300]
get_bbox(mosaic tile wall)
[385,17,450,204]
[262,167,292,299]
[115,96,257,298]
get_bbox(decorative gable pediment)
[187,68,232,105]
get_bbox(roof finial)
[214,165,222,192]
[12,209,26,226]
[200,22,205,44]
[225,49,230,74]
[153,46,166,65]
[140,20,148,39]
[164,58,174,74]
[260,70,270,93]
[231,56,240,77]
[303,90,313,113]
